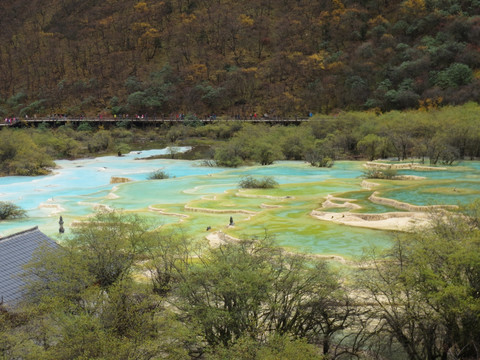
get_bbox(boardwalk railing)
[1,117,310,127]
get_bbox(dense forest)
[1,0,480,117]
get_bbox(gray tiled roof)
[0,226,58,307]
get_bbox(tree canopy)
[1,200,479,359]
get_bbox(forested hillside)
[1,0,479,117]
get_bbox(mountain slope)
[1,0,479,117]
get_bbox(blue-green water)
[1,152,479,259]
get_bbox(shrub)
[115,143,130,156]
[0,201,27,220]
[238,176,278,189]
[254,143,281,165]
[362,168,397,179]
[167,126,185,142]
[147,170,170,180]
[37,122,50,131]
[183,113,203,127]
[111,128,134,140]
[304,151,334,168]
[214,145,242,168]
[0,130,55,175]
[77,122,93,132]
[87,131,112,153]
[116,120,133,129]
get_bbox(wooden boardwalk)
[1,117,309,127]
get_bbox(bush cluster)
[0,201,26,220]
[238,176,278,189]
[147,169,170,180]
[362,168,398,179]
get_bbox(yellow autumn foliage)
[332,0,345,10]
[99,16,114,27]
[131,22,151,32]
[300,52,326,70]
[134,2,148,12]
[181,14,197,24]
[368,15,389,27]
[239,14,254,26]
[402,0,426,14]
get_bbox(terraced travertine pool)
[1,149,479,259]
